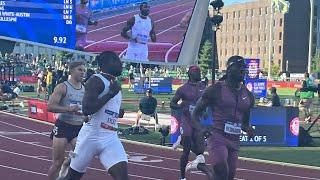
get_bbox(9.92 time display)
[53,36,67,44]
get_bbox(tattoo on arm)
[47,83,68,113]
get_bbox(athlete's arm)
[170,88,182,109]
[191,85,216,130]
[192,97,209,130]
[242,91,255,137]
[150,20,156,42]
[121,17,135,40]
[82,76,121,116]
[47,83,80,113]
[179,11,192,28]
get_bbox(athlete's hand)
[107,81,121,98]
[201,126,213,138]
[84,116,90,122]
[246,126,255,139]
[68,105,81,113]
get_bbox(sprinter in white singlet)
[65,51,128,180]
[121,2,156,62]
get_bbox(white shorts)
[70,127,128,173]
[125,42,148,62]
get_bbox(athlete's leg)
[108,162,129,180]
[48,137,68,180]
[134,111,142,126]
[63,167,84,180]
[67,129,96,179]
[180,136,192,179]
[227,148,239,180]
[190,130,214,179]
[212,145,229,180]
[58,137,78,178]
[99,138,128,180]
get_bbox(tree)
[198,40,212,74]
[271,62,280,78]
[311,49,320,73]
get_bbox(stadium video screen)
[0,0,198,63]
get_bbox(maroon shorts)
[207,130,240,164]
[180,114,193,137]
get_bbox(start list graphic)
[0,0,76,49]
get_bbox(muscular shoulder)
[85,75,104,94]
[128,16,135,25]
[54,83,67,95]
[176,84,188,96]
[202,82,223,104]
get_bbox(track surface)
[84,0,195,62]
[0,112,320,180]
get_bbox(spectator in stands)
[52,71,59,91]
[36,70,47,99]
[267,87,281,107]
[0,81,18,101]
[84,68,95,83]
[299,80,314,122]
[134,88,159,128]
[201,73,209,87]
[305,72,316,90]
[46,66,54,97]
[57,70,69,84]
[128,66,135,91]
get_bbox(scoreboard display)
[133,77,173,94]
[171,106,300,147]
[0,0,76,49]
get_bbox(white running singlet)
[70,74,128,173]
[125,14,152,62]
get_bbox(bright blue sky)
[223,0,257,6]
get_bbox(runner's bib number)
[136,34,148,44]
[70,102,82,114]
[76,25,87,33]
[224,122,242,135]
[102,109,119,127]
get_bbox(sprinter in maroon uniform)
[171,66,212,180]
[190,56,255,180]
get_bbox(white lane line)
[1,113,320,179]
[0,149,163,180]
[0,164,47,176]
[237,168,320,180]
